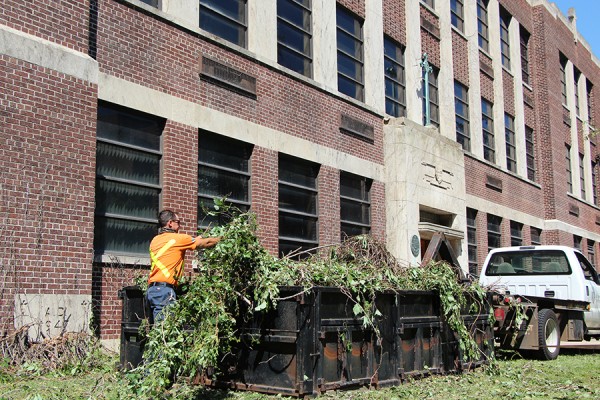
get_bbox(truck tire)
[537,308,560,360]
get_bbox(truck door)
[575,253,600,330]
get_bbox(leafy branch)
[124,199,489,398]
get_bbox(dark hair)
[158,209,177,228]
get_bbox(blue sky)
[551,0,600,58]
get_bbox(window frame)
[384,36,407,118]
[525,126,536,181]
[454,81,470,151]
[482,98,495,163]
[340,171,372,238]
[450,0,464,32]
[531,227,542,246]
[467,208,478,275]
[477,0,489,53]
[278,154,319,258]
[505,113,517,173]
[277,0,313,78]
[520,27,530,85]
[423,66,440,128]
[499,8,511,70]
[566,144,573,193]
[580,153,586,199]
[199,0,248,48]
[487,214,502,252]
[560,54,568,106]
[336,6,364,101]
[510,220,523,246]
[94,102,164,256]
[197,131,252,230]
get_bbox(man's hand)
[195,236,222,249]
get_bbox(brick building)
[1,0,599,349]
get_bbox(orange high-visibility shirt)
[148,232,197,286]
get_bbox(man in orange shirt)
[147,209,221,322]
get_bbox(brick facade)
[1,0,599,344]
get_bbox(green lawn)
[1,349,599,400]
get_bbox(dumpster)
[199,287,455,397]
[118,285,147,370]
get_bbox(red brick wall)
[0,0,90,53]
[0,55,97,333]
[318,166,341,246]
[420,5,440,68]
[383,0,406,46]
[502,71,515,116]
[251,147,279,256]
[337,0,365,19]
[452,31,469,86]
[97,1,384,167]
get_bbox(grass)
[1,349,599,399]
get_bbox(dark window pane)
[97,107,162,150]
[279,212,317,241]
[95,180,159,220]
[96,142,160,185]
[94,217,156,255]
[279,185,317,214]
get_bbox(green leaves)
[126,201,488,398]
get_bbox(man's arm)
[194,236,221,249]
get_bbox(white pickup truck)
[479,245,600,359]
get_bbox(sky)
[551,0,600,59]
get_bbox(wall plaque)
[340,114,374,141]
[200,56,257,97]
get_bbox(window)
[454,81,470,151]
[589,241,596,269]
[482,98,495,163]
[477,0,489,53]
[510,221,523,246]
[580,153,586,199]
[505,114,516,173]
[278,155,319,257]
[423,67,440,127]
[566,145,573,193]
[198,132,252,229]
[467,208,478,275]
[337,6,364,101]
[574,69,581,117]
[384,36,406,117]
[140,0,159,7]
[200,0,247,47]
[485,249,571,276]
[531,227,542,245]
[450,0,464,32]
[277,0,312,77]
[560,54,568,106]
[588,80,594,125]
[500,8,511,69]
[94,103,164,255]
[593,161,598,206]
[525,126,536,181]
[421,0,435,8]
[340,172,371,238]
[574,235,582,251]
[487,214,502,251]
[520,27,530,85]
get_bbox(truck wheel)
[537,308,560,360]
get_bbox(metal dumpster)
[118,285,147,370]
[201,287,450,397]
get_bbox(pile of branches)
[126,202,488,398]
[0,325,101,373]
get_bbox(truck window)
[485,250,571,276]
[575,252,600,284]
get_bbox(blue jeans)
[146,285,176,323]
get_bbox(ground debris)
[0,325,99,372]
